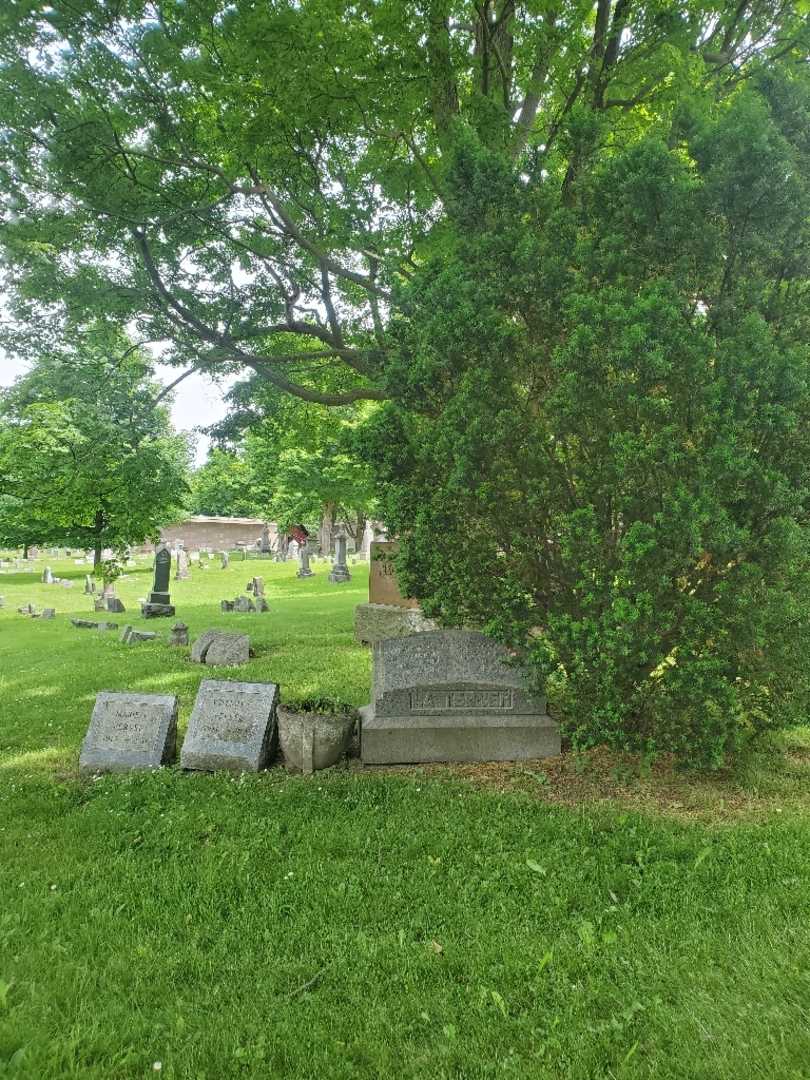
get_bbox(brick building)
[149,516,278,552]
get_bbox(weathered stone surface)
[277,706,354,774]
[79,691,177,774]
[248,576,265,597]
[175,548,191,580]
[360,629,559,765]
[181,680,278,772]
[41,608,56,619]
[233,595,256,613]
[220,551,229,569]
[169,621,189,646]
[355,603,437,645]
[122,629,157,643]
[141,601,175,618]
[84,575,96,594]
[256,597,270,613]
[120,625,134,643]
[190,629,220,663]
[220,600,235,612]
[72,618,98,629]
[105,597,126,614]
[96,621,119,632]
[368,541,418,608]
[204,632,250,666]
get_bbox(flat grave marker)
[79,692,178,774]
[181,680,278,772]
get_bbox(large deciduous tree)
[1,2,810,762]
[0,325,191,566]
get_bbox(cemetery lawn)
[2,559,810,1080]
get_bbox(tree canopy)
[2,2,805,403]
[0,324,191,563]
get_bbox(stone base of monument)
[141,602,176,618]
[355,602,437,644]
[328,566,352,583]
[359,704,560,764]
[141,588,175,618]
[359,629,560,765]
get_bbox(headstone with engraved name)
[360,629,559,764]
[181,680,278,772]
[79,691,178,774]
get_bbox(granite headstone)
[181,680,278,772]
[79,692,178,774]
[360,629,559,764]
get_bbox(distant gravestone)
[249,576,265,597]
[233,595,256,613]
[142,544,175,618]
[175,548,191,581]
[328,533,351,584]
[360,629,559,764]
[106,597,126,614]
[297,547,314,579]
[181,680,278,773]
[42,566,54,585]
[204,632,250,666]
[256,597,270,613]
[260,525,272,554]
[84,575,96,595]
[79,691,178,774]
[190,629,221,663]
[41,608,55,619]
[220,599,235,613]
[221,551,230,569]
[368,542,418,608]
[169,621,189,646]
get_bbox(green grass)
[2,557,810,1078]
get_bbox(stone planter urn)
[277,702,355,774]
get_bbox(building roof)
[170,516,272,527]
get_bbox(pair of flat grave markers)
[79,681,278,775]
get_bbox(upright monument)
[360,629,559,764]
[141,544,175,618]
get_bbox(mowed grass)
[1,557,810,1079]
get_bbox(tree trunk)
[93,511,104,571]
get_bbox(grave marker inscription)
[360,629,559,764]
[79,692,178,774]
[181,680,278,772]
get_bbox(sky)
[0,352,232,466]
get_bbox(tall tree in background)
[0,324,191,566]
[198,377,376,549]
[1,2,809,763]
[188,449,257,518]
